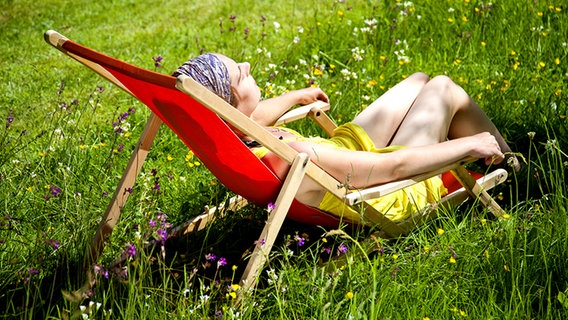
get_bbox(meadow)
[0,0,567,318]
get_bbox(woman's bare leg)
[389,75,519,169]
[352,72,430,148]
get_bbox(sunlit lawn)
[1,0,567,318]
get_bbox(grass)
[1,0,567,318]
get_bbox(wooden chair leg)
[238,153,310,295]
[84,113,162,286]
[450,166,506,217]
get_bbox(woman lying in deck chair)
[173,53,519,224]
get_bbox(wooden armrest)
[345,157,476,205]
[273,101,337,137]
[273,101,330,126]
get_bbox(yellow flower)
[321,237,327,243]
[337,10,344,18]
[232,265,238,271]
[80,145,86,150]
[502,213,510,219]
[504,265,510,272]
[100,142,107,147]
[460,310,467,317]
[167,155,173,161]
[555,57,560,65]
[510,50,516,56]
[194,161,200,166]
[93,145,99,149]
[448,18,454,23]
[484,250,490,259]
[314,68,323,76]
[537,12,543,17]
[229,292,237,299]
[26,186,34,192]
[38,152,45,157]
[437,228,444,235]
[498,192,504,200]
[539,61,546,68]
[480,218,487,225]
[554,89,562,96]
[450,256,456,263]
[231,284,240,291]
[392,253,399,260]
[345,291,354,299]
[210,180,217,185]
[461,16,468,22]
[124,132,131,138]
[423,245,430,252]
[454,59,462,66]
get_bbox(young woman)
[173,53,519,223]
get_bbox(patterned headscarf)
[173,53,232,103]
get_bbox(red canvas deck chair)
[45,30,508,294]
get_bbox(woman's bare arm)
[251,87,329,126]
[283,132,504,189]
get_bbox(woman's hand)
[466,132,505,165]
[290,87,329,105]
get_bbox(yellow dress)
[251,123,448,224]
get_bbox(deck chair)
[44,30,508,295]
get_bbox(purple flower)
[217,257,227,268]
[152,56,163,68]
[148,219,157,228]
[28,268,40,275]
[267,202,276,213]
[6,112,14,129]
[125,243,136,257]
[46,239,60,250]
[50,185,61,197]
[94,264,109,279]
[156,228,168,243]
[97,86,104,93]
[294,234,305,247]
[338,243,348,254]
[205,253,217,261]
[215,310,223,318]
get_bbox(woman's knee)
[408,72,430,84]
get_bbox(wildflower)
[6,111,14,129]
[294,234,305,246]
[156,228,168,243]
[217,257,227,268]
[267,202,276,213]
[46,239,60,250]
[232,265,238,271]
[449,256,456,263]
[125,243,136,258]
[205,253,217,261]
[504,265,510,271]
[50,185,61,198]
[215,310,223,318]
[437,228,444,235]
[338,243,348,254]
[345,291,354,299]
[152,55,163,68]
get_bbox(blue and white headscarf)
[173,53,232,104]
